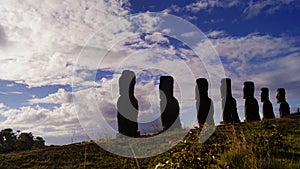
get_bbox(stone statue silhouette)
[243,81,261,122]
[276,88,290,117]
[260,88,275,119]
[220,78,240,124]
[159,76,182,131]
[117,70,139,137]
[195,78,214,126]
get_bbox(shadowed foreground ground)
[0,114,299,169]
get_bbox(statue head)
[195,78,209,100]
[260,88,269,102]
[220,78,232,99]
[243,81,255,99]
[119,70,136,96]
[159,76,174,98]
[196,78,208,93]
[276,88,286,103]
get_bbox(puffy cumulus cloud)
[0,104,73,127]
[29,88,73,104]
[0,102,88,145]
[144,33,170,45]
[0,0,130,87]
[0,102,8,110]
[21,78,119,141]
[0,0,130,47]
[0,52,76,87]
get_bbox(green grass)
[0,115,299,169]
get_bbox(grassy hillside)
[0,115,299,169]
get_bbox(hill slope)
[0,115,299,169]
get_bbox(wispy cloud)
[243,0,298,19]
[165,0,299,20]
[206,30,227,38]
[208,33,300,117]
[185,0,239,13]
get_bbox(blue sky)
[0,0,299,145]
[130,0,300,36]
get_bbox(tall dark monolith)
[276,88,290,117]
[260,88,275,119]
[117,70,139,137]
[221,78,240,124]
[243,81,261,122]
[159,76,182,131]
[195,78,214,126]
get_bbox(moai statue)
[195,78,215,126]
[243,81,261,122]
[276,88,290,117]
[159,76,182,131]
[117,70,139,137]
[220,78,240,124]
[260,88,275,119]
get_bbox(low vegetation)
[0,115,299,169]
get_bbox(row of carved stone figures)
[117,70,290,137]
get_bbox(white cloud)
[144,33,170,44]
[10,91,23,94]
[185,0,239,13]
[0,24,7,47]
[29,88,73,104]
[165,5,181,13]
[243,0,297,19]
[225,32,296,61]
[0,102,86,145]
[206,30,226,38]
[180,31,198,38]
[206,33,300,118]
[168,0,298,19]
[0,0,131,87]
[0,103,7,109]
[6,83,15,87]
